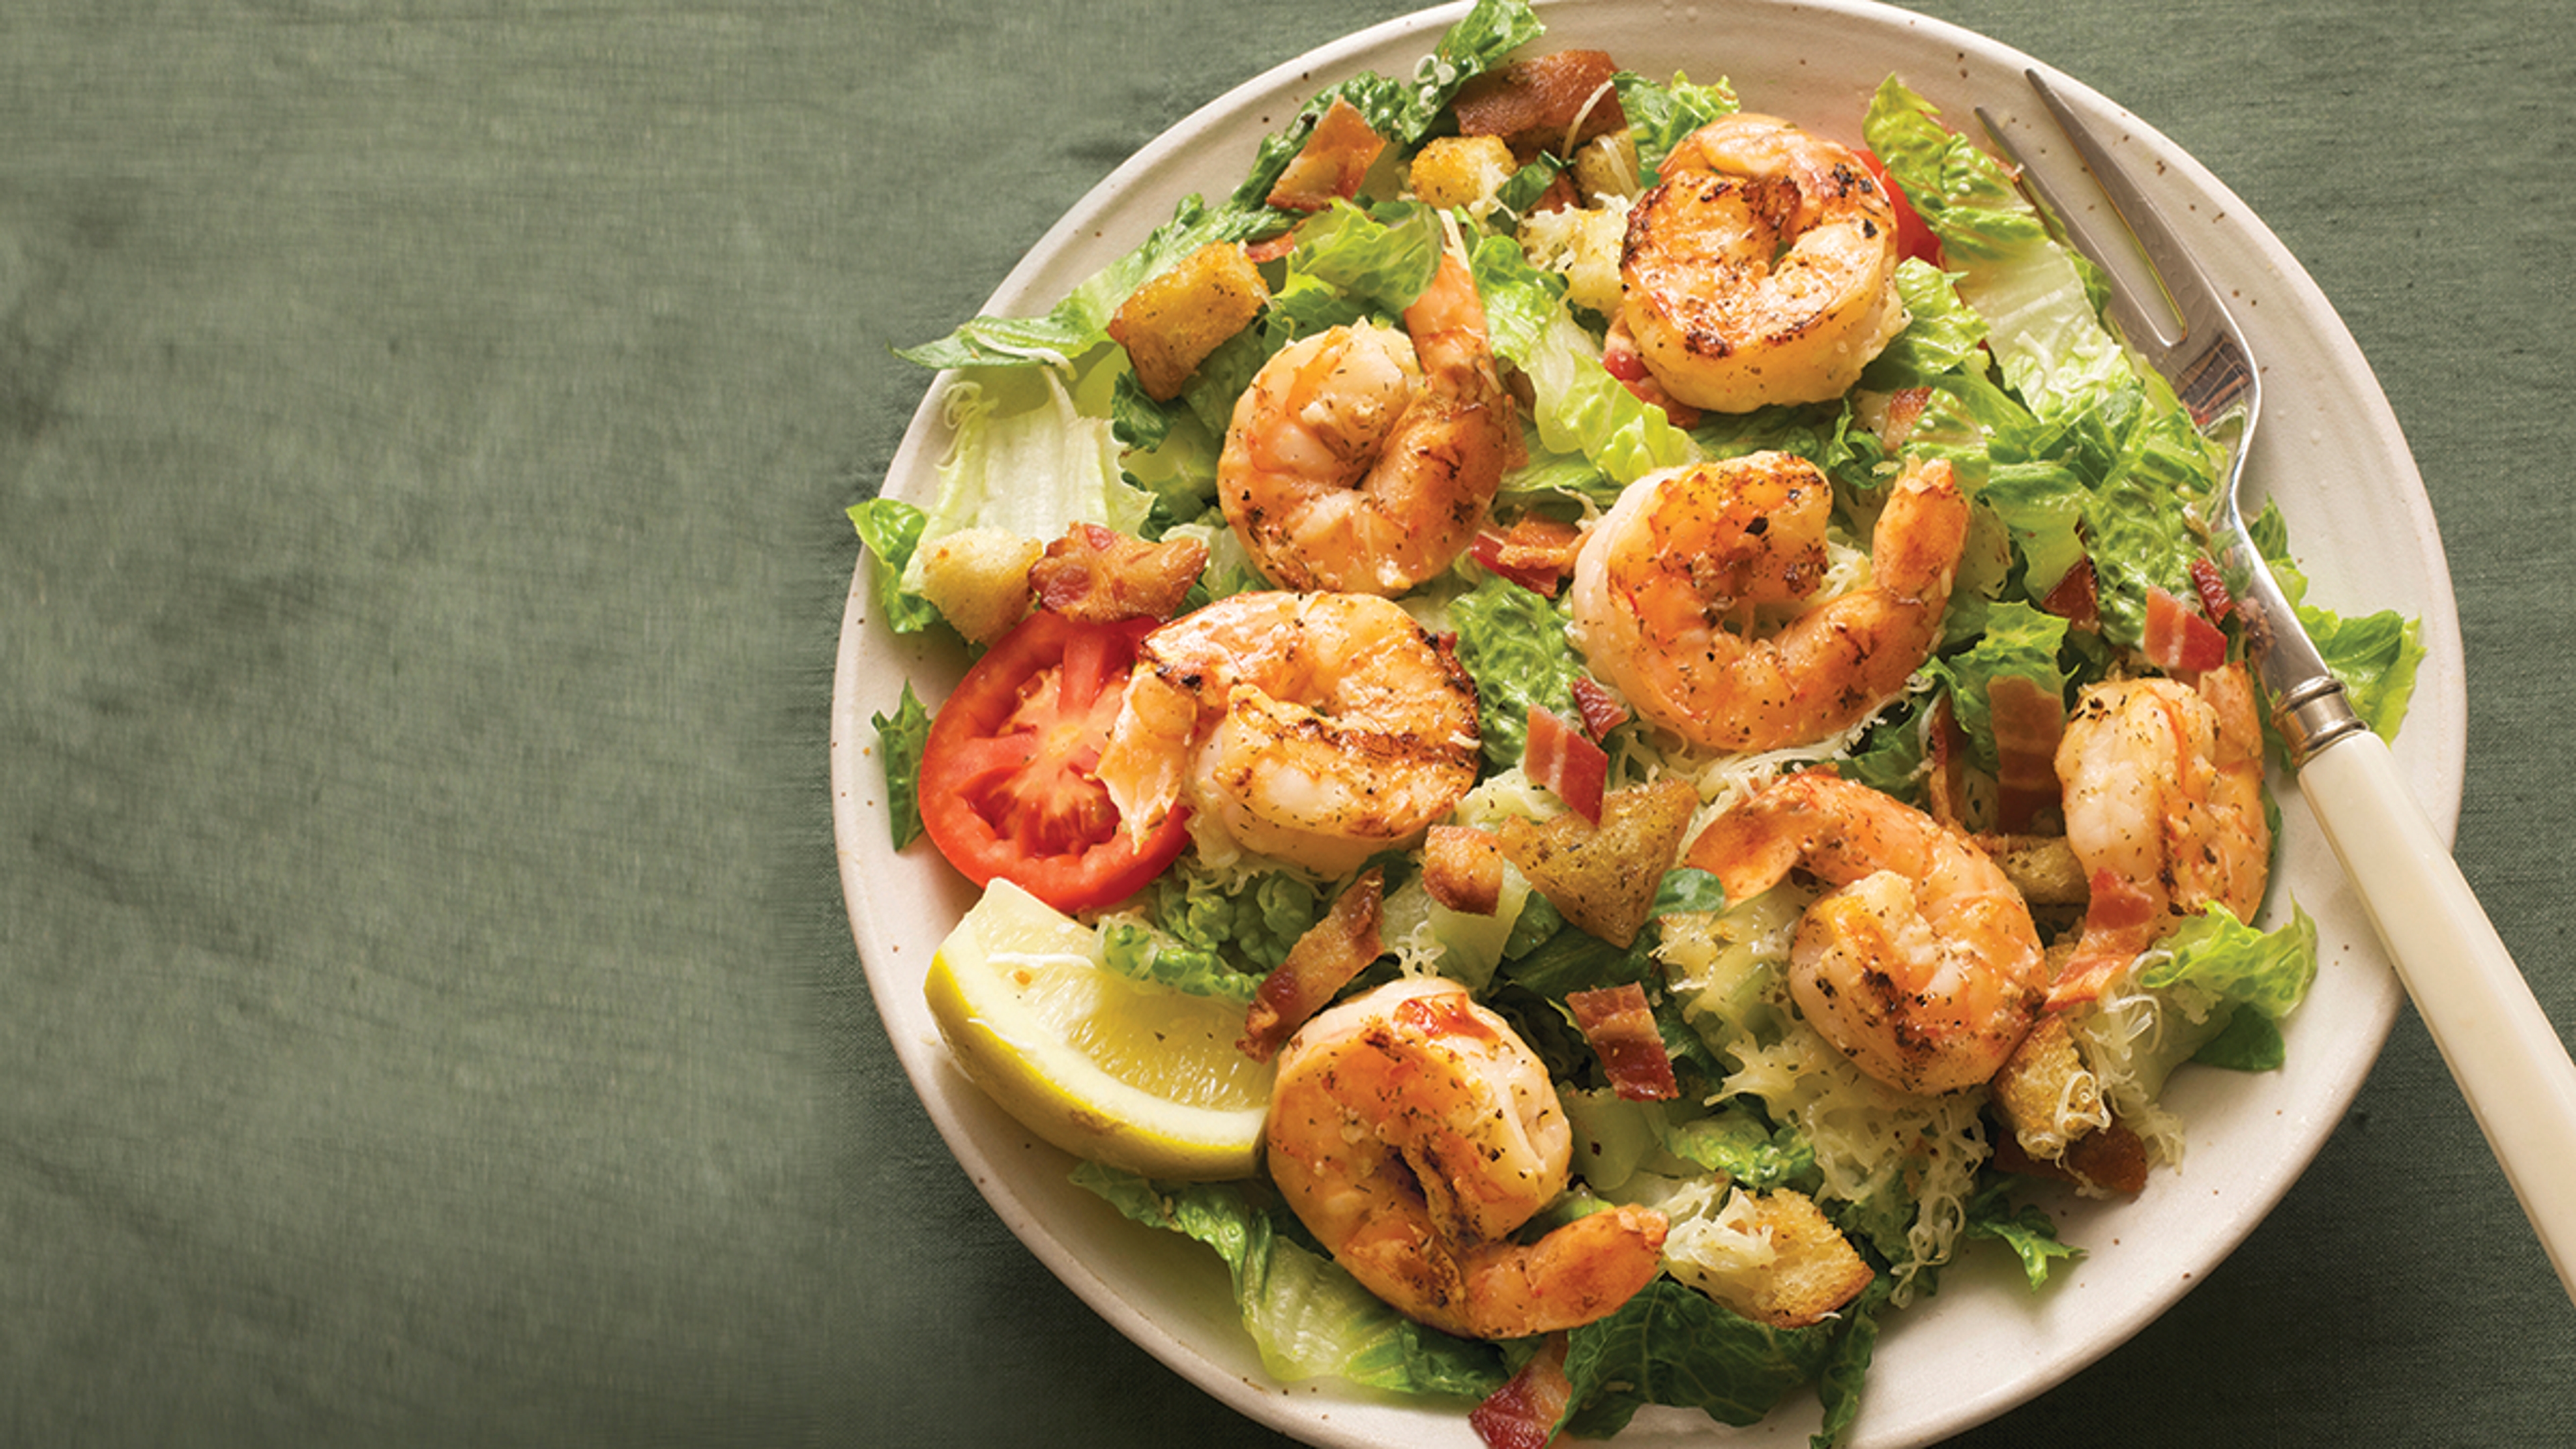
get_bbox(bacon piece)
[1876,384,1934,450]
[1468,514,1586,596]
[1265,96,1386,212]
[1566,983,1679,1101]
[1925,694,1974,831]
[2190,554,2237,622]
[1470,1334,1574,1449]
[1523,704,1607,824]
[1567,675,1628,740]
[1027,523,1208,625]
[2039,555,2100,633]
[1987,674,2069,834]
[1238,869,1384,1062]
[1453,50,1628,160]
[2046,867,2163,1010]
[2141,584,2229,675]
[1423,824,1507,916]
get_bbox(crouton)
[912,527,1040,643]
[1409,134,1518,215]
[1978,834,2088,908]
[1491,776,1697,947]
[1988,1013,2107,1161]
[1674,1187,1876,1330]
[1106,241,1270,401]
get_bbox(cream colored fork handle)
[2300,727,2576,1297]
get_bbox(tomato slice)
[1858,149,1944,269]
[916,609,1190,914]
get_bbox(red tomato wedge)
[916,609,1190,914]
[1858,149,1943,268]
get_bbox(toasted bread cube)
[1990,1013,2107,1161]
[1492,777,1697,948]
[1106,241,1270,401]
[913,527,1041,644]
[1409,134,1519,215]
[1978,833,2090,908]
[1569,129,1644,202]
[1670,1187,1876,1330]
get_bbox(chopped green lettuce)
[1472,233,1700,491]
[1447,569,1591,771]
[2249,500,2426,739]
[1615,70,1741,175]
[1073,1165,1505,1398]
[1558,1278,1865,1441]
[896,364,1155,598]
[845,496,944,636]
[867,682,930,849]
[1929,600,2069,774]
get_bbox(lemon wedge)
[922,879,1274,1181]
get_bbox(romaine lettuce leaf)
[1447,568,1591,771]
[1072,1164,1505,1398]
[868,682,930,849]
[845,496,944,636]
[1471,230,1700,492]
[896,364,1155,596]
[1558,1278,1858,1441]
[1615,70,1741,176]
[2249,500,2426,739]
[2138,902,2320,1070]
[1929,600,2069,774]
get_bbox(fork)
[1979,70,2576,1299]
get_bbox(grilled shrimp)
[2048,661,2273,1006]
[1218,250,1517,596]
[1265,977,1670,1339]
[1095,591,1481,878]
[1567,451,1966,755]
[1685,770,2048,1095]
[1619,113,1907,413]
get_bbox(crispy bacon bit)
[1523,704,1608,824]
[1925,695,1973,831]
[1027,523,1208,625]
[2141,584,2229,675]
[1567,676,1629,739]
[1423,824,1508,916]
[1244,229,1300,265]
[1454,50,1628,160]
[1601,315,1702,427]
[1566,983,1679,1101]
[2039,555,2100,633]
[1239,868,1384,1062]
[1988,674,2069,834]
[2190,555,2237,622]
[1470,1334,1574,1449]
[1876,384,1933,449]
[1468,514,1587,596]
[1265,95,1386,212]
[2046,868,2163,1010]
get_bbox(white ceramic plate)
[830,1,2467,1443]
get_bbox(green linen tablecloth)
[5,1,2571,1444]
